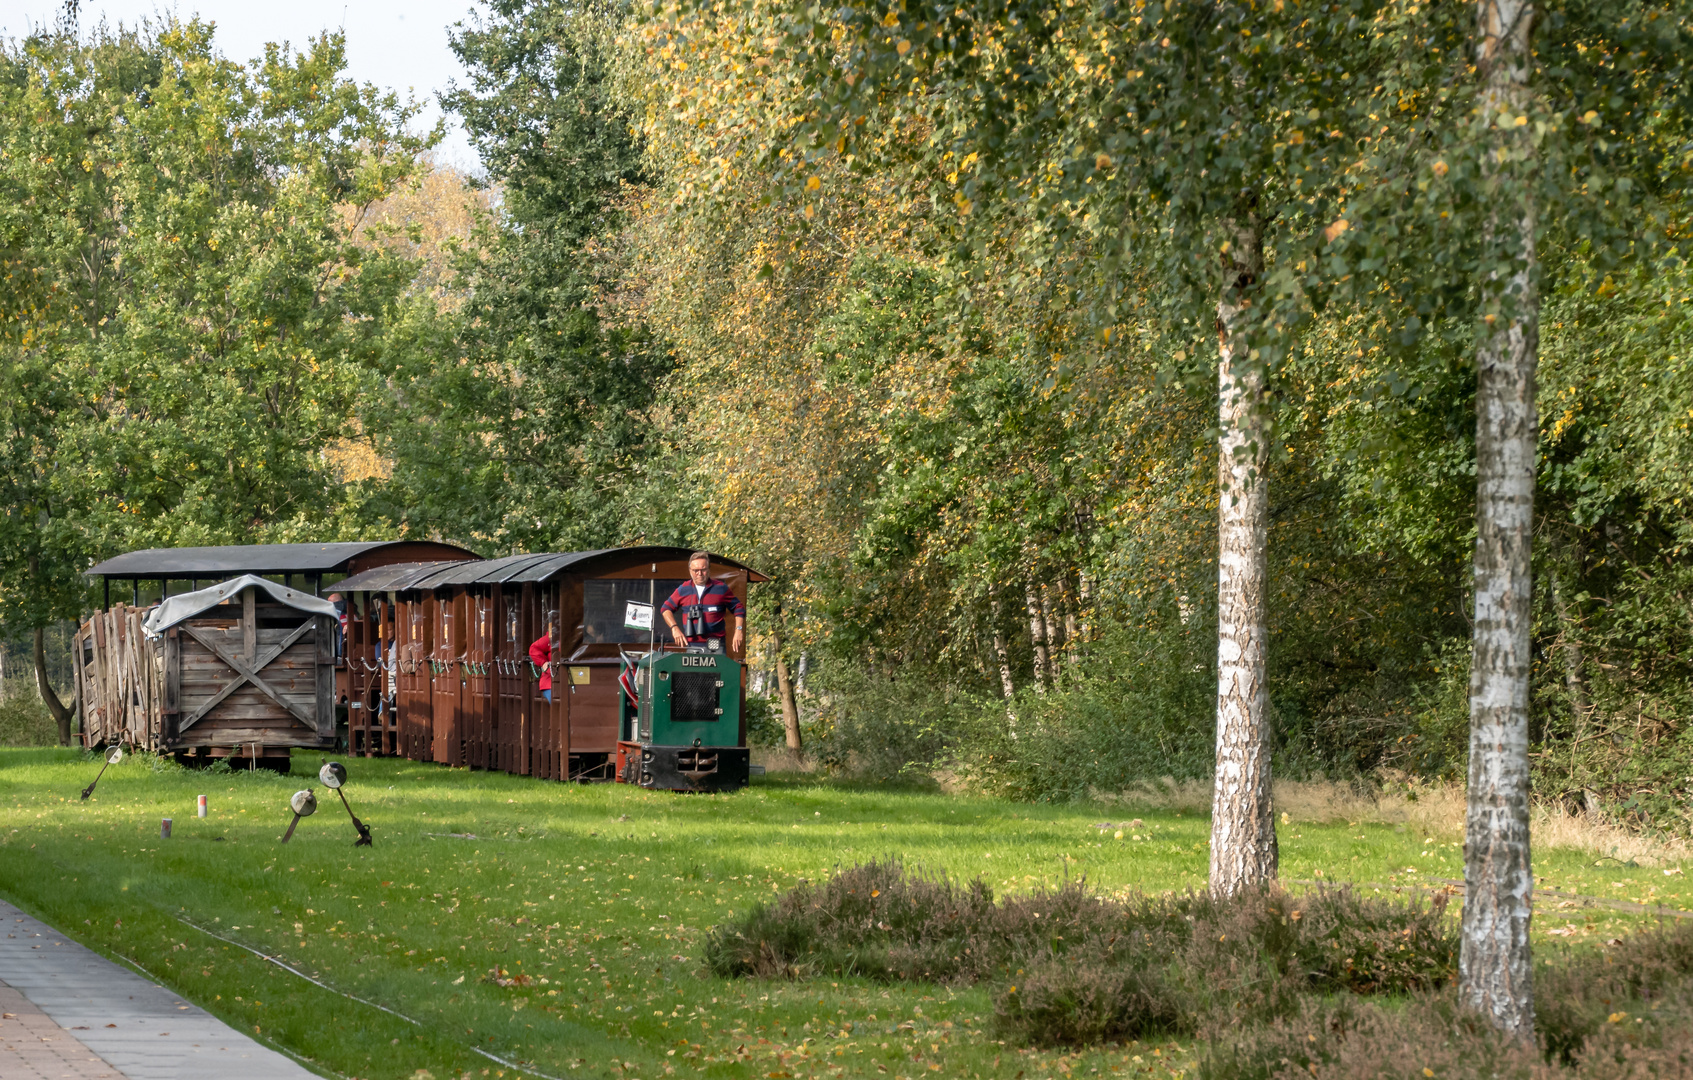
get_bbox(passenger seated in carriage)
[529,611,559,702]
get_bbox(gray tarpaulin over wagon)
[143,575,337,636]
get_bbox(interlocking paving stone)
[0,983,120,1079]
[0,898,320,1079]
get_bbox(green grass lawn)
[0,748,1686,1080]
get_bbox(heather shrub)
[994,884,1455,1045]
[1534,919,1693,1065]
[1200,921,1693,1080]
[706,861,1458,1045]
[704,860,1003,981]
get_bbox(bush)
[0,680,58,747]
[949,620,1216,801]
[705,861,1458,1045]
[1199,920,1693,1080]
[743,693,787,748]
[805,664,957,780]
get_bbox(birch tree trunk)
[1209,211,1277,898]
[989,590,1018,726]
[1039,585,1062,683]
[1461,0,1539,1040]
[1064,584,1082,670]
[1023,580,1049,695]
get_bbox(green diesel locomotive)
[615,649,750,792]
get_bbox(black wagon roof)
[87,541,481,579]
[333,546,767,592]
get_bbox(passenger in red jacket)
[529,630,555,702]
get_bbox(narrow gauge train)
[75,543,766,789]
[331,546,765,785]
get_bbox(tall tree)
[0,18,430,744]
[1211,216,1275,894]
[632,0,1402,894]
[375,0,678,553]
[0,24,154,741]
[1460,0,1539,1039]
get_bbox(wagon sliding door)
[167,590,335,752]
[430,590,465,767]
[495,588,524,774]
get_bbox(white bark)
[1039,584,1062,683]
[1024,579,1049,695]
[1209,213,1277,898]
[989,590,1017,727]
[1064,587,1082,670]
[1461,0,1538,1041]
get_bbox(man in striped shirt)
[661,551,745,653]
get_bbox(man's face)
[689,560,710,586]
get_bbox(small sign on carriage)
[624,602,654,631]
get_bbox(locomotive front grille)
[669,672,722,724]
[676,748,719,782]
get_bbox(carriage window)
[583,579,685,643]
[506,605,519,643]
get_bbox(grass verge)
[0,748,1687,1079]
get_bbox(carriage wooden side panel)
[397,593,431,760]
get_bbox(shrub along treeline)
[5,5,1692,838]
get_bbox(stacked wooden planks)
[73,604,161,750]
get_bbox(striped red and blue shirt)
[661,580,745,642]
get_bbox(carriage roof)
[332,546,767,593]
[87,541,481,580]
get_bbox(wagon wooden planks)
[74,579,338,757]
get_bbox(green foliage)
[804,660,958,781]
[0,19,430,634]
[371,0,679,552]
[951,618,1215,802]
[742,692,786,748]
[0,681,55,746]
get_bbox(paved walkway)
[0,898,320,1080]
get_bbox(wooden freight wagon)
[77,576,336,767]
[334,546,766,781]
[78,541,480,766]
